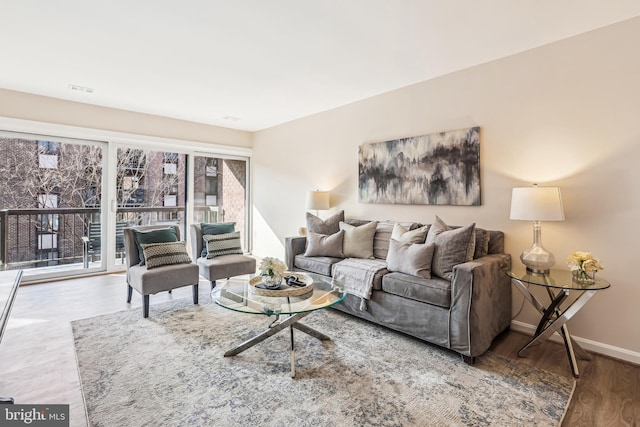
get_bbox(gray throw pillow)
[200,222,236,257]
[391,223,430,244]
[306,210,344,235]
[386,239,435,278]
[304,230,345,257]
[203,231,243,258]
[140,241,192,269]
[425,216,476,280]
[474,228,490,259]
[339,221,378,259]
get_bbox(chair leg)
[143,295,150,318]
[211,280,217,291]
[127,285,133,303]
[168,290,172,294]
[193,284,199,304]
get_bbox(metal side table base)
[224,311,331,378]
[511,276,598,378]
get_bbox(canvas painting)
[358,127,480,205]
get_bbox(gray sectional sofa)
[285,213,512,363]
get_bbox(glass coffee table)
[211,273,346,378]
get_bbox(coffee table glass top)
[212,274,346,316]
[507,267,610,291]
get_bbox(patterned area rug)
[72,299,574,426]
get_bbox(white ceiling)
[2,1,639,132]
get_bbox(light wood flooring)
[1,273,638,426]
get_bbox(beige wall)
[0,88,252,148]
[252,17,640,357]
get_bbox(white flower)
[259,257,287,277]
[566,251,604,273]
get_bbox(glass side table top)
[507,267,611,291]
[212,274,346,316]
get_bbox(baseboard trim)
[510,320,640,366]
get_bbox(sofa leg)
[193,284,199,304]
[211,280,217,291]
[143,295,150,318]
[127,285,133,303]
[462,355,475,365]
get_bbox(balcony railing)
[0,206,186,272]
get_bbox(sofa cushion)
[474,228,490,259]
[339,221,378,259]
[140,241,192,270]
[203,231,243,258]
[372,221,394,259]
[425,216,476,280]
[304,231,344,257]
[488,230,504,254]
[306,210,344,235]
[391,223,430,244]
[294,255,343,276]
[381,272,452,308]
[386,239,435,278]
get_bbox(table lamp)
[509,185,565,274]
[306,190,330,216]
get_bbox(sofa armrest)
[285,236,307,270]
[449,253,512,357]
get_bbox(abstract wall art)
[358,126,480,205]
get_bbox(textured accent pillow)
[391,223,430,244]
[140,241,192,270]
[306,210,344,235]
[386,239,435,278]
[474,228,491,259]
[425,216,476,280]
[200,222,236,256]
[372,221,395,259]
[339,221,378,259]
[132,227,179,265]
[203,231,243,258]
[304,231,345,257]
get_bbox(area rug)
[72,298,575,427]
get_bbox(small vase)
[261,275,282,289]
[572,269,595,285]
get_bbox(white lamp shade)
[510,186,565,221]
[306,191,330,211]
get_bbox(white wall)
[0,88,252,148]
[252,17,640,358]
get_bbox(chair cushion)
[132,227,178,265]
[203,231,243,258]
[127,262,199,295]
[196,254,256,282]
[339,221,378,259]
[381,272,452,308]
[200,222,236,256]
[304,231,344,257]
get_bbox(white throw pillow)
[339,221,378,259]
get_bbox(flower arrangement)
[259,257,287,278]
[566,251,604,283]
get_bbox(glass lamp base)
[520,247,555,275]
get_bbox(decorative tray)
[249,272,313,297]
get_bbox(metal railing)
[0,206,188,271]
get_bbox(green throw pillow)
[141,241,192,269]
[132,227,179,265]
[200,222,236,257]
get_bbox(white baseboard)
[510,320,640,366]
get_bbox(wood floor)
[1,273,638,426]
